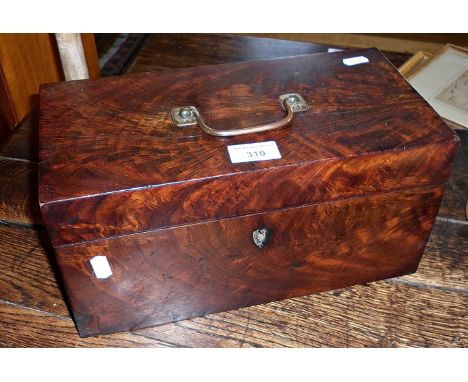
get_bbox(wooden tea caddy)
[39,49,459,337]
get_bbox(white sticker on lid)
[343,56,369,66]
[90,256,113,279]
[227,141,281,164]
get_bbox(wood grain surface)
[0,109,38,161]
[0,302,171,347]
[0,219,466,347]
[126,34,337,73]
[1,279,466,348]
[0,159,41,225]
[41,140,457,246]
[38,48,458,247]
[1,218,464,318]
[55,186,443,336]
[37,45,459,336]
[135,282,467,348]
[0,34,466,347]
[40,49,452,204]
[399,219,467,291]
[0,223,68,316]
[126,33,412,75]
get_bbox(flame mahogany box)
[39,49,459,337]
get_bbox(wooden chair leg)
[55,33,89,81]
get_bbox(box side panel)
[41,138,459,246]
[54,185,443,337]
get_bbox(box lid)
[39,48,459,246]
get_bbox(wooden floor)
[0,34,466,347]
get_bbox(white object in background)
[89,256,113,279]
[409,46,468,129]
[55,33,89,81]
[343,56,369,66]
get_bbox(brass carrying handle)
[171,93,309,137]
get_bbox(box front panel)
[55,186,443,337]
[41,139,458,246]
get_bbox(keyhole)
[252,227,272,248]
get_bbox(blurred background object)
[0,33,99,148]
[403,44,468,131]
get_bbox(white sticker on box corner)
[227,141,281,164]
[343,56,369,66]
[90,255,113,279]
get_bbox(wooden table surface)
[0,34,466,347]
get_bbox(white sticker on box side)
[90,256,113,279]
[343,56,369,66]
[227,141,281,164]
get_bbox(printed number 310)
[246,150,266,158]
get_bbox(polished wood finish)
[127,33,411,73]
[127,34,411,75]
[39,49,455,200]
[127,33,334,73]
[1,34,466,346]
[41,141,456,246]
[41,49,437,200]
[38,47,459,336]
[0,219,466,347]
[39,49,458,245]
[58,186,443,336]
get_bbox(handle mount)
[171,93,309,137]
